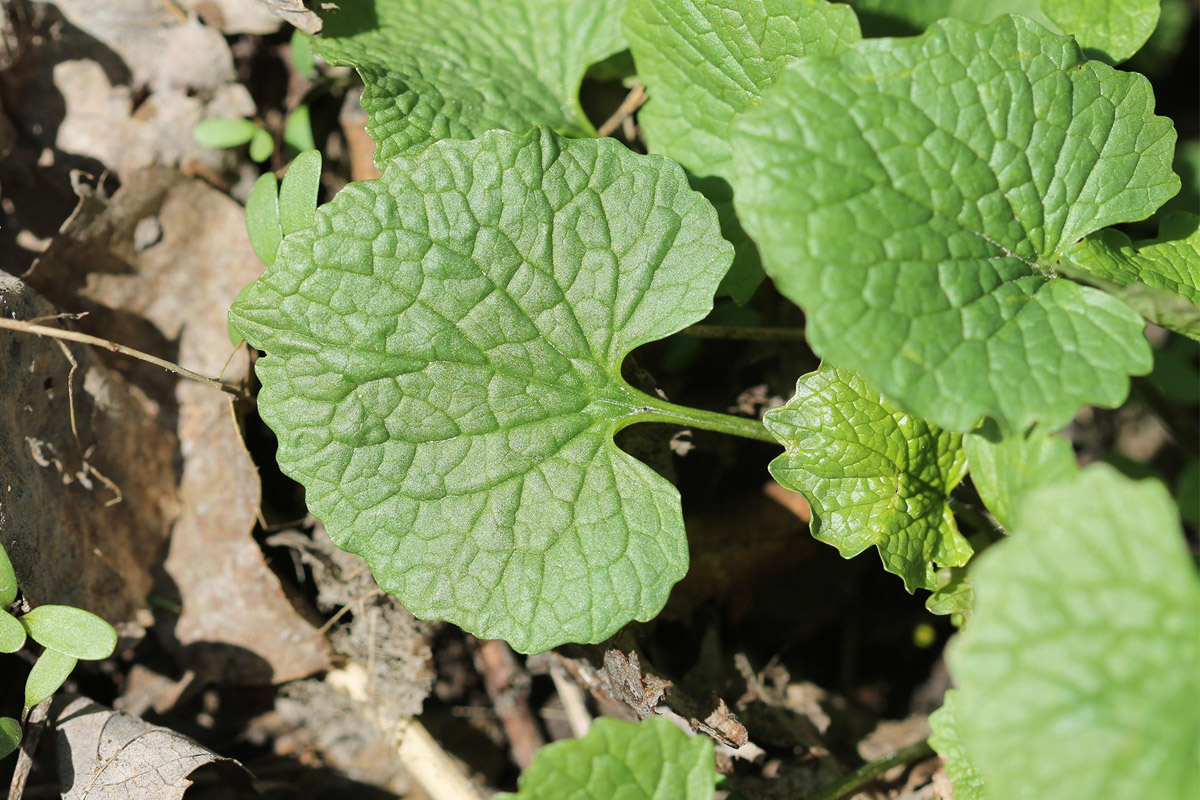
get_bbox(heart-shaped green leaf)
[731,15,1170,433]
[0,610,25,653]
[948,465,1200,800]
[624,0,861,303]
[313,0,627,162]
[230,127,733,653]
[764,366,970,592]
[498,717,716,800]
[24,648,77,708]
[21,605,117,661]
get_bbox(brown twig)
[597,82,647,138]
[8,698,51,800]
[0,316,250,399]
[471,638,545,769]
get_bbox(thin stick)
[0,317,250,399]
[8,699,51,800]
[549,662,592,738]
[395,718,487,800]
[597,83,647,137]
[806,740,934,800]
[472,638,545,769]
[680,324,808,342]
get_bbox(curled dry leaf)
[0,273,179,635]
[53,695,256,800]
[26,168,331,683]
[255,0,323,34]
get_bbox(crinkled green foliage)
[928,691,989,800]
[25,648,76,708]
[20,605,117,661]
[313,0,626,163]
[0,717,19,759]
[732,15,1169,434]
[624,0,860,302]
[948,465,1200,800]
[497,717,716,800]
[926,565,974,618]
[844,0,1158,63]
[764,366,970,592]
[229,127,733,653]
[1062,211,1200,340]
[964,420,1077,531]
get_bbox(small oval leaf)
[0,545,17,607]
[278,149,322,235]
[20,606,116,661]
[249,127,275,163]
[0,610,26,653]
[193,118,258,149]
[283,104,316,153]
[24,649,77,707]
[0,717,21,759]
[290,29,316,77]
[245,172,283,269]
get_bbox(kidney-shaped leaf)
[731,15,1171,433]
[948,465,1200,800]
[498,717,716,800]
[230,127,733,653]
[313,0,626,163]
[20,605,117,661]
[764,366,970,592]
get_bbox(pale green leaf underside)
[1062,211,1200,340]
[928,691,989,800]
[764,366,970,592]
[229,128,732,653]
[624,0,860,303]
[964,420,1077,531]
[845,0,1159,63]
[314,0,626,163]
[731,15,1168,433]
[499,717,716,800]
[948,465,1200,800]
[0,717,20,760]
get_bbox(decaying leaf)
[0,273,179,634]
[26,168,331,683]
[53,695,256,799]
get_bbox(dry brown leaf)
[176,0,282,34]
[26,169,332,684]
[256,0,323,34]
[53,695,255,799]
[0,273,179,635]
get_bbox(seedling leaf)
[0,545,17,607]
[964,420,1077,531]
[731,15,1169,433]
[21,605,117,661]
[624,0,861,303]
[229,128,733,653]
[928,691,988,800]
[763,366,970,592]
[0,718,20,759]
[497,717,716,800]
[246,173,283,267]
[279,150,322,236]
[313,0,627,163]
[0,610,25,653]
[948,465,1200,800]
[283,104,316,153]
[25,648,77,708]
[249,127,274,163]
[1061,211,1200,340]
[193,118,258,149]
[290,29,316,77]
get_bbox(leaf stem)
[625,391,778,445]
[680,324,807,342]
[805,740,934,800]
[0,316,251,400]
